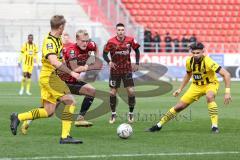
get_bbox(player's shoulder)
[203,56,214,63]
[186,56,193,63]
[107,37,117,43]
[87,41,97,49]
[125,36,134,41]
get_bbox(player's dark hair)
[189,42,204,51]
[28,34,33,38]
[116,23,125,28]
[50,15,66,30]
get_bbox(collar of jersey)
[49,32,60,39]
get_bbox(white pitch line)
[1,151,240,160]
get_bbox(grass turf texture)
[0,81,239,160]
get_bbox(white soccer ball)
[117,123,133,139]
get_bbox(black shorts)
[109,73,134,88]
[66,81,87,95]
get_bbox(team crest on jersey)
[126,43,131,49]
[70,50,75,55]
[47,43,53,49]
[29,51,33,55]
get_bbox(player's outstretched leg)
[10,108,48,135]
[147,101,188,132]
[206,91,219,133]
[21,120,32,135]
[10,113,20,135]
[147,107,177,132]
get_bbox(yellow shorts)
[39,72,70,104]
[181,82,219,104]
[23,65,33,73]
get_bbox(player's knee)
[206,94,215,103]
[27,73,31,78]
[174,102,188,112]
[127,87,135,97]
[45,107,55,116]
[60,94,76,105]
[88,86,96,97]
[110,90,117,96]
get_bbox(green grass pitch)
[0,81,239,160]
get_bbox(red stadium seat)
[122,0,240,50]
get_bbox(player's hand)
[224,93,232,105]
[173,89,182,97]
[70,71,82,81]
[132,64,139,72]
[83,65,88,72]
[109,61,117,70]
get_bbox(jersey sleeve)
[42,39,57,59]
[131,38,140,50]
[185,57,192,73]
[19,43,26,63]
[88,41,97,51]
[103,41,115,53]
[20,43,26,54]
[205,56,221,73]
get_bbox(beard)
[194,56,203,63]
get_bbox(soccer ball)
[117,123,133,139]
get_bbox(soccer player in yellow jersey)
[18,34,39,95]
[147,42,232,133]
[10,15,83,144]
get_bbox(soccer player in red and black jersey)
[60,29,99,127]
[103,23,140,124]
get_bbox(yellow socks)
[157,107,177,127]
[61,105,76,139]
[20,77,26,90]
[26,79,31,93]
[208,101,218,127]
[18,108,48,121]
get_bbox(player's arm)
[34,45,39,66]
[18,52,23,67]
[18,44,25,67]
[69,59,88,73]
[173,72,192,97]
[206,57,231,104]
[132,48,140,72]
[47,54,80,80]
[173,58,192,97]
[103,50,116,69]
[218,67,232,105]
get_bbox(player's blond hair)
[76,30,89,39]
[50,15,66,30]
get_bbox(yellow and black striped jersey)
[19,42,38,66]
[40,33,63,77]
[186,56,221,85]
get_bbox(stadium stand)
[122,0,240,53]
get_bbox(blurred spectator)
[144,28,152,52]
[153,32,161,52]
[189,33,197,44]
[181,34,189,52]
[164,32,172,53]
[173,38,180,53]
